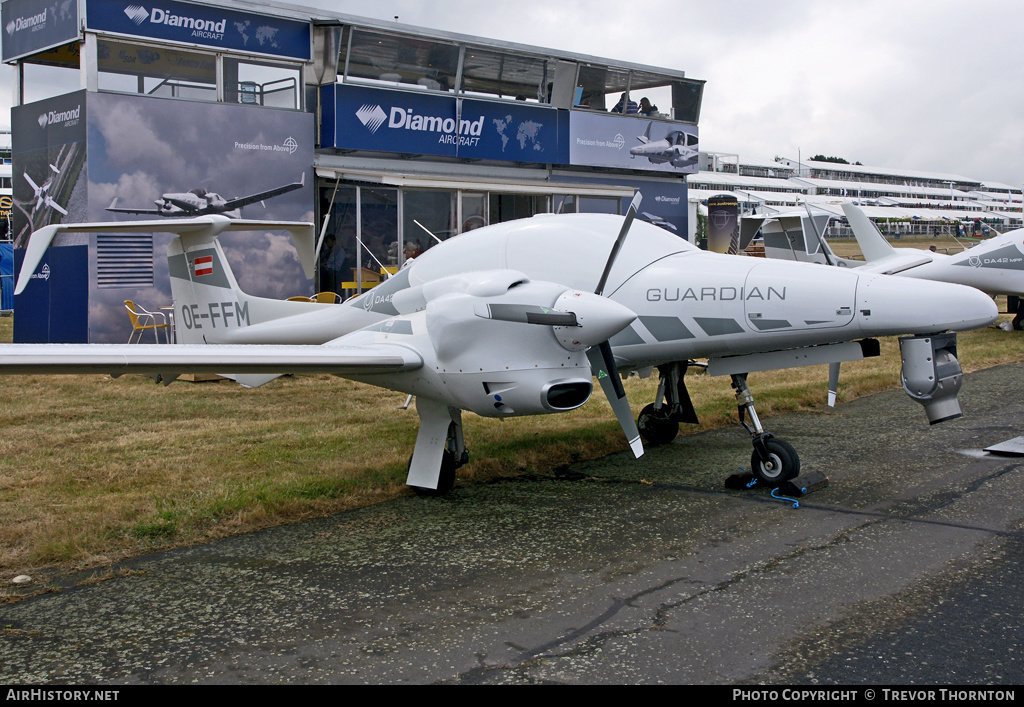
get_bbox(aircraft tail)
[16,215,329,349]
[167,232,248,345]
[840,203,897,262]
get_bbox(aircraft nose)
[858,274,998,334]
[552,290,637,351]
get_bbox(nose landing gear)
[732,373,800,485]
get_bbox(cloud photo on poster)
[85,92,314,341]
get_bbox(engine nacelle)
[899,333,963,424]
[425,281,596,417]
[341,271,635,420]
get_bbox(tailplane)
[16,216,329,347]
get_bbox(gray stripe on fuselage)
[694,317,745,336]
[639,315,695,342]
[609,325,645,347]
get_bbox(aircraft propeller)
[587,192,645,458]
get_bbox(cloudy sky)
[4,0,1023,186]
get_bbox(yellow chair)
[313,291,341,304]
[125,300,170,344]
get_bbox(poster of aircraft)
[7,196,998,494]
[24,164,67,217]
[106,173,305,219]
[12,142,85,246]
[629,123,699,169]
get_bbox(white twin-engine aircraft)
[3,195,998,493]
[106,174,305,219]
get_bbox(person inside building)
[610,93,638,114]
[320,233,348,293]
[639,97,658,116]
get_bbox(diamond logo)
[5,21,15,35]
[37,113,48,128]
[123,5,150,25]
[355,104,388,134]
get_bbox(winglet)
[15,224,60,295]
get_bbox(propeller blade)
[485,303,579,327]
[587,342,644,458]
[828,362,841,407]
[594,192,643,296]
[588,195,644,457]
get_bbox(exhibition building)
[2,0,703,343]
[2,0,1020,344]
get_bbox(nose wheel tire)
[751,438,800,486]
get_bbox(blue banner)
[13,245,89,343]
[322,84,561,164]
[0,243,12,311]
[86,0,311,61]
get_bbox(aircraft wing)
[221,174,306,212]
[106,198,166,216]
[16,216,317,294]
[0,343,422,378]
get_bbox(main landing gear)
[636,363,801,486]
[407,399,469,495]
[637,361,700,446]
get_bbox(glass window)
[403,189,456,259]
[460,192,487,232]
[224,58,301,109]
[575,64,630,111]
[553,195,576,214]
[345,29,460,92]
[490,193,547,224]
[318,185,399,293]
[318,185,357,293]
[626,70,674,119]
[460,47,554,102]
[21,61,80,105]
[578,196,620,215]
[360,187,400,275]
[671,80,704,123]
[96,40,216,102]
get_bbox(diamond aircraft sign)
[356,105,389,134]
[83,0,311,60]
[123,4,227,38]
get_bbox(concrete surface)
[3,361,1024,685]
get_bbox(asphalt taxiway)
[3,360,1024,684]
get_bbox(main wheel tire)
[750,438,800,486]
[410,450,458,496]
[638,403,680,446]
